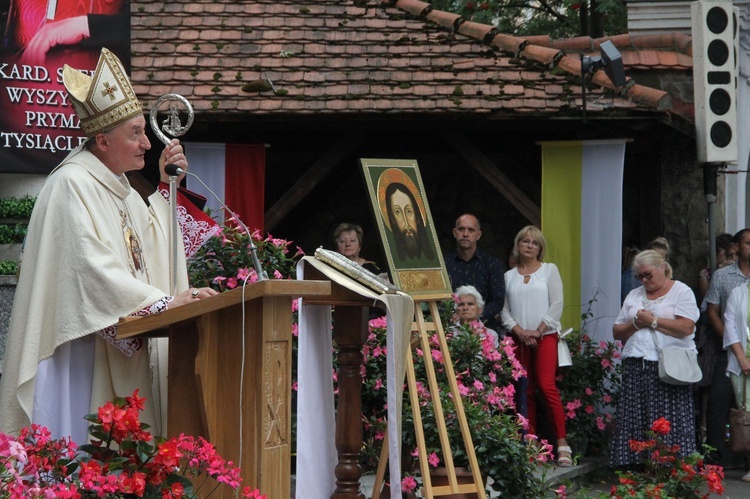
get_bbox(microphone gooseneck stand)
[164,164,267,281]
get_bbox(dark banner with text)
[0,0,131,173]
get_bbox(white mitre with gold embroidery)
[63,48,143,137]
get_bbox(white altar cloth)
[296,257,414,499]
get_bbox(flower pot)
[428,466,480,499]
[378,483,417,499]
[570,435,589,458]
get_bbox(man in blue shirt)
[444,214,506,331]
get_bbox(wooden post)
[332,305,368,499]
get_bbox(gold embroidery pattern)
[108,192,150,282]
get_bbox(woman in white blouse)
[500,225,569,466]
[722,283,750,424]
[611,250,699,470]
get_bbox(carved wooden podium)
[117,279,330,499]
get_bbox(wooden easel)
[372,299,486,499]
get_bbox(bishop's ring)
[191,289,199,298]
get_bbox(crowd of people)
[333,216,573,467]
[334,214,750,481]
[4,44,750,488]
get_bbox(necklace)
[107,191,151,283]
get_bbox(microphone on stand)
[165,164,268,281]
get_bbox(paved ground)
[583,466,748,498]
[352,458,750,498]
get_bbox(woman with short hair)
[454,284,498,346]
[333,222,381,274]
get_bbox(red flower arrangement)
[609,417,724,499]
[0,390,266,499]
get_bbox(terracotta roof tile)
[130,0,687,118]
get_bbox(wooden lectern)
[117,279,330,499]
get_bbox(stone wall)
[659,146,725,291]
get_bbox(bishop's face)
[98,115,151,175]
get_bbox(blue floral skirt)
[610,358,696,468]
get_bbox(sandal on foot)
[557,445,573,467]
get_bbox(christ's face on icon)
[389,188,420,255]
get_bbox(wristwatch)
[651,317,658,329]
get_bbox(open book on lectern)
[313,247,399,295]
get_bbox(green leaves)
[0,195,36,218]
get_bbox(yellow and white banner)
[541,140,627,341]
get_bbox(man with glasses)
[445,213,505,330]
[705,229,750,476]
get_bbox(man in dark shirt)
[444,214,506,330]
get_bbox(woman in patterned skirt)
[611,249,700,469]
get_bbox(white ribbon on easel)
[296,257,414,499]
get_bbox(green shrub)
[0,224,27,244]
[0,195,36,218]
[0,260,19,275]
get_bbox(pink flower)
[517,414,530,431]
[369,316,388,330]
[243,487,268,498]
[565,399,582,410]
[431,349,443,364]
[428,452,440,467]
[5,440,27,464]
[226,277,238,289]
[596,416,607,430]
[601,358,612,369]
[237,267,251,282]
[401,475,418,493]
[585,387,593,396]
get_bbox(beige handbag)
[729,376,750,453]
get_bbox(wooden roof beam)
[441,132,541,226]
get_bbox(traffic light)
[691,0,738,163]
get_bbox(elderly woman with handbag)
[611,249,700,470]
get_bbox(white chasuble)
[0,146,188,442]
